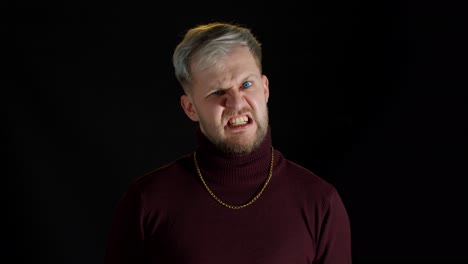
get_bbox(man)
[104,21,352,264]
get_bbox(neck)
[194,126,273,186]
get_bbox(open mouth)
[228,115,250,127]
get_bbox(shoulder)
[129,153,194,196]
[275,150,338,204]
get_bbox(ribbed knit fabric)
[104,127,352,264]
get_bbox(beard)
[214,123,268,155]
[203,108,269,155]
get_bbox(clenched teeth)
[229,116,248,126]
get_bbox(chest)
[146,201,316,264]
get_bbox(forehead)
[190,46,261,88]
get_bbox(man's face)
[181,45,270,154]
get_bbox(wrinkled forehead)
[184,45,260,95]
[194,47,260,84]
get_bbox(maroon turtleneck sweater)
[104,128,352,264]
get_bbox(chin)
[219,136,260,155]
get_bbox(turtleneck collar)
[194,126,274,186]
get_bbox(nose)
[224,90,245,110]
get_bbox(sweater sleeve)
[314,188,352,264]
[104,183,148,264]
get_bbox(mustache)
[222,108,251,119]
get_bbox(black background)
[6,0,467,263]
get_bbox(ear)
[180,94,200,121]
[262,75,270,103]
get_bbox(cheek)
[249,92,268,109]
[198,103,223,120]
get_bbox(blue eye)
[242,81,252,88]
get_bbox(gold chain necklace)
[193,147,274,210]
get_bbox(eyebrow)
[206,73,260,94]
